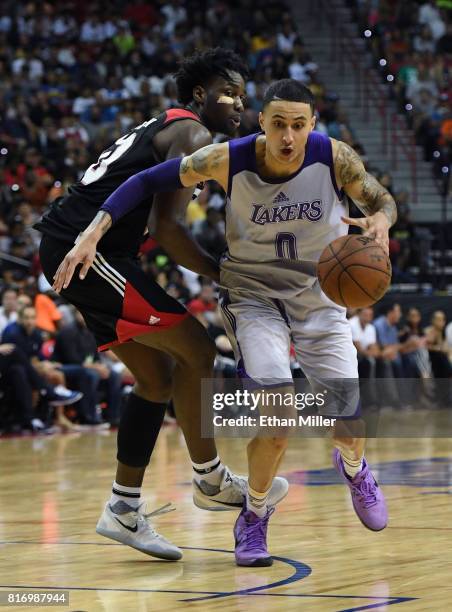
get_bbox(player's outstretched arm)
[52,143,229,292]
[150,127,225,282]
[332,139,397,254]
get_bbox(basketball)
[317,235,392,308]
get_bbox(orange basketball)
[317,235,392,308]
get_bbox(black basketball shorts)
[39,235,189,351]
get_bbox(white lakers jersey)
[220,131,348,297]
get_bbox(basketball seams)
[318,244,341,285]
[341,266,376,301]
[337,270,348,307]
[334,243,389,268]
[329,248,382,303]
[319,235,354,264]
[319,239,389,287]
[343,263,392,278]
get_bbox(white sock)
[340,453,363,479]
[109,481,142,511]
[192,456,224,487]
[246,485,270,518]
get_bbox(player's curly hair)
[174,48,249,105]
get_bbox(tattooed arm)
[178,142,229,190]
[332,139,397,253]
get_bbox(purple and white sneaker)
[333,449,388,532]
[234,506,274,567]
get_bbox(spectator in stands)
[33,289,63,334]
[349,307,380,376]
[2,304,93,423]
[54,308,121,426]
[374,303,424,406]
[399,307,433,401]
[0,342,41,432]
[425,310,452,406]
[425,310,452,375]
[349,307,380,408]
[0,288,18,335]
[187,283,218,327]
[0,340,82,433]
[446,318,452,361]
[192,207,227,260]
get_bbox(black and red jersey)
[35,109,201,256]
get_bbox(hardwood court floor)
[0,428,451,611]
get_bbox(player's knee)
[133,375,172,403]
[177,332,216,373]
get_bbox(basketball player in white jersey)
[53,79,397,567]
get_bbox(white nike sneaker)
[192,466,289,511]
[95,501,182,560]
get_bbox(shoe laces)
[244,508,274,552]
[134,502,176,538]
[351,474,378,508]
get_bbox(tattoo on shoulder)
[191,146,223,178]
[335,141,365,185]
[180,157,190,175]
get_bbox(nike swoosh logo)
[209,499,242,507]
[115,516,138,532]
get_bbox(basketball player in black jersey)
[36,48,289,560]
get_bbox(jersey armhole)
[324,135,344,201]
[227,134,259,198]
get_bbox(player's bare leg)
[134,317,289,511]
[95,342,182,560]
[246,384,295,493]
[235,385,293,567]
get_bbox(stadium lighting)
[379,59,387,66]
[364,30,372,38]
[387,74,394,82]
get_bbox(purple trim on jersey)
[227,133,260,198]
[302,131,344,200]
[100,157,183,224]
[234,130,344,200]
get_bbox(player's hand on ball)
[52,235,97,292]
[341,212,390,255]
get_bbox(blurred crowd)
[0,0,448,434]
[351,0,452,186]
[348,302,452,407]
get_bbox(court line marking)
[179,546,311,602]
[0,545,417,609]
[0,586,417,610]
[0,544,311,603]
